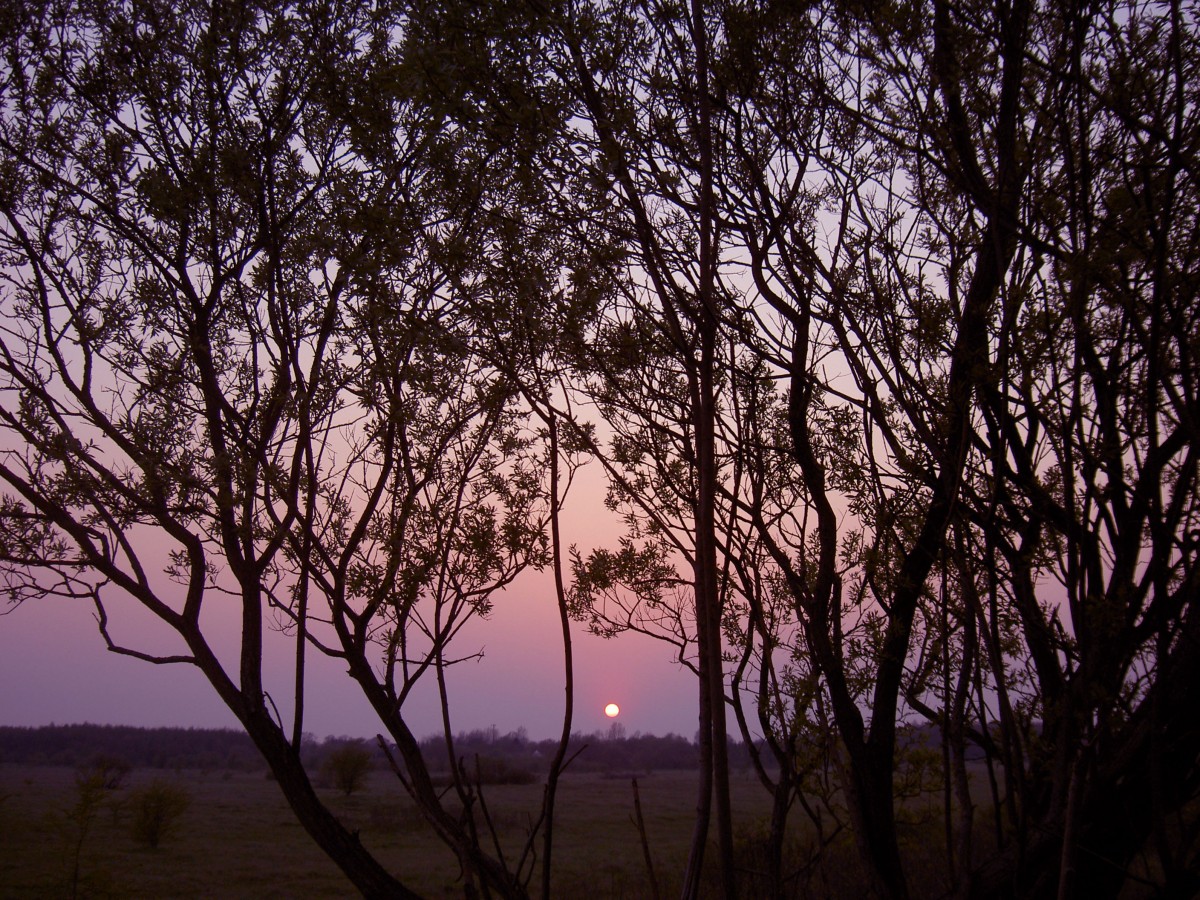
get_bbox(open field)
[1,763,875,898]
[12,757,1171,898]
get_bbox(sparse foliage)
[2,0,1198,897]
[323,742,373,797]
[62,768,109,899]
[128,780,190,849]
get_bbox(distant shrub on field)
[470,755,537,786]
[426,754,536,787]
[62,765,113,896]
[323,742,373,796]
[78,754,132,790]
[129,780,190,848]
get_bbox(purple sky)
[0,481,702,742]
[0,579,700,741]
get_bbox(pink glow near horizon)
[0,461,703,743]
[0,578,700,741]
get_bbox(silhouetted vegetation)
[419,727,706,777]
[128,780,191,849]
[2,1,1197,897]
[62,765,109,899]
[0,725,263,771]
[77,753,132,790]
[323,741,374,796]
[0,723,719,775]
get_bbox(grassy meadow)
[0,763,888,898]
[4,755,1183,899]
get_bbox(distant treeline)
[0,723,729,774]
[418,727,713,776]
[0,722,973,779]
[0,723,265,771]
[0,722,970,777]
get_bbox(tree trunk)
[236,703,418,898]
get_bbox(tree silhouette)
[2,1,1197,898]
[511,1,1200,896]
[0,1,579,896]
[324,742,373,796]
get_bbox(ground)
[0,764,799,898]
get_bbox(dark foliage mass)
[0,723,715,775]
[0,724,262,770]
[422,727,708,776]
[128,778,191,848]
[0,722,965,780]
[1,0,1197,897]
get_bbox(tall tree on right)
[953,3,1200,896]
[713,0,1031,893]
[724,1,1200,897]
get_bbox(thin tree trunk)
[690,2,736,893]
[680,633,715,900]
[632,778,663,900]
[541,413,575,899]
[191,642,419,899]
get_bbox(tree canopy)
[2,1,1197,897]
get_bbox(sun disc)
[604,702,620,718]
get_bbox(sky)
[0,580,700,742]
[0,468,702,743]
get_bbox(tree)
[547,4,740,892]
[509,1,1200,897]
[407,5,750,895]
[950,4,1200,894]
[703,1,1036,893]
[709,1,1200,896]
[129,779,190,848]
[324,741,373,796]
[0,1,584,896]
[4,0,1197,897]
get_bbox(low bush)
[129,780,190,849]
[323,742,373,796]
[78,754,132,791]
[472,755,538,786]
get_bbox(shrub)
[129,780,190,848]
[472,755,537,786]
[79,754,132,790]
[323,742,373,796]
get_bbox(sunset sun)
[604,702,620,718]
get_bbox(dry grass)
[1,765,357,898]
[1,763,977,897]
[0,765,792,898]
